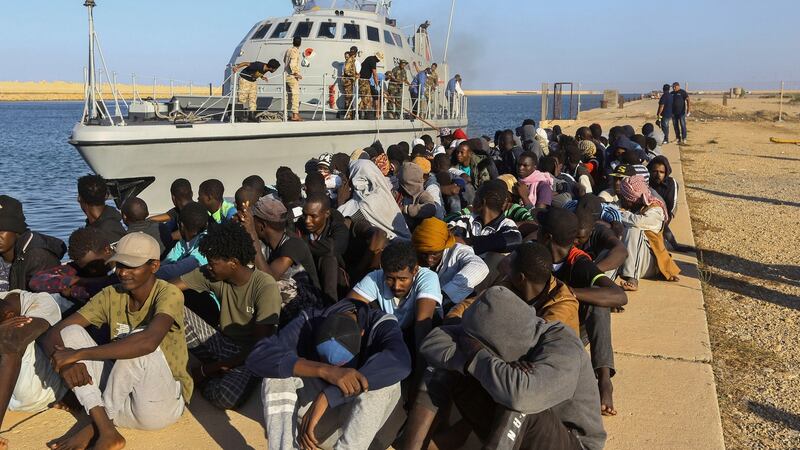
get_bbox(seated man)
[30,227,116,310]
[77,174,126,243]
[171,221,282,410]
[347,242,441,390]
[397,162,439,230]
[408,286,606,450]
[538,208,627,416]
[156,202,209,281]
[298,194,351,305]
[121,197,164,254]
[617,175,681,291]
[0,291,67,450]
[0,195,66,292]
[246,298,412,450]
[149,178,194,246]
[240,196,323,325]
[448,179,522,287]
[411,218,488,310]
[42,233,192,449]
[198,179,237,225]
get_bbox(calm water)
[0,94,635,242]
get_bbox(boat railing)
[87,66,467,126]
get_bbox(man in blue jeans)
[656,84,673,144]
[671,82,690,144]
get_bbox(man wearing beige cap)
[42,232,191,449]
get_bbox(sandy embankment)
[0,80,222,101]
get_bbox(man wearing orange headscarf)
[411,218,489,307]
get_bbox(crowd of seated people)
[0,121,691,450]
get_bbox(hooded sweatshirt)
[421,286,606,450]
[9,230,66,290]
[520,124,545,161]
[399,162,438,225]
[246,299,412,408]
[648,155,678,217]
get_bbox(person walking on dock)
[656,84,672,144]
[232,59,280,122]
[284,37,303,122]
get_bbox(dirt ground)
[576,95,800,449]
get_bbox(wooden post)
[778,81,784,122]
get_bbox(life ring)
[329,84,336,108]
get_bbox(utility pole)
[778,81,784,122]
[85,0,97,121]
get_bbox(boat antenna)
[442,0,456,64]
[84,0,97,121]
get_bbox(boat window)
[294,21,313,38]
[384,30,395,45]
[367,26,380,42]
[270,22,291,39]
[251,23,272,40]
[318,22,337,39]
[342,23,360,40]
[392,32,403,48]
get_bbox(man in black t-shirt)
[239,196,324,326]
[537,208,627,417]
[232,59,281,120]
[670,82,690,144]
[358,52,384,119]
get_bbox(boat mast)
[85,0,97,121]
[442,0,456,64]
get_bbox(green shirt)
[181,268,281,348]
[78,280,193,402]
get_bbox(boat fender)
[329,84,336,108]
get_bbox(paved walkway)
[601,137,725,450]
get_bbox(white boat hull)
[70,118,466,212]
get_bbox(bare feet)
[618,277,639,291]
[667,275,680,282]
[611,306,625,313]
[48,423,95,450]
[290,114,303,122]
[598,375,617,416]
[1,436,8,450]
[94,429,126,450]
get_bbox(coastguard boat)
[69,0,468,212]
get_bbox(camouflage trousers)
[342,77,355,118]
[286,76,300,114]
[238,78,258,112]
[358,79,373,114]
[386,87,402,119]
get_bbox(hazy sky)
[1,0,798,91]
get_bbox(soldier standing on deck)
[284,36,303,121]
[426,62,439,115]
[232,59,280,122]
[342,46,358,119]
[386,60,410,119]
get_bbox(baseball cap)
[438,128,452,138]
[253,196,288,222]
[317,152,333,169]
[108,232,161,267]
[609,164,637,178]
[0,195,28,234]
[315,313,361,366]
[452,128,467,140]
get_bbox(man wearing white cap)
[42,232,191,449]
[358,51,384,119]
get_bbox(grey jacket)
[421,286,606,450]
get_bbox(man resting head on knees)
[411,286,606,450]
[246,298,411,450]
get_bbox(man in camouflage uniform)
[385,60,409,119]
[232,59,280,121]
[341,47,358,119]
[425,62,439,117]
[284,37,303,121]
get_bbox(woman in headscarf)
[411,217,489,307]
[338,159,411,241]
[617,175,680,291]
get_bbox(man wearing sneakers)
[671,82,690,144]
[656,84,672,144]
